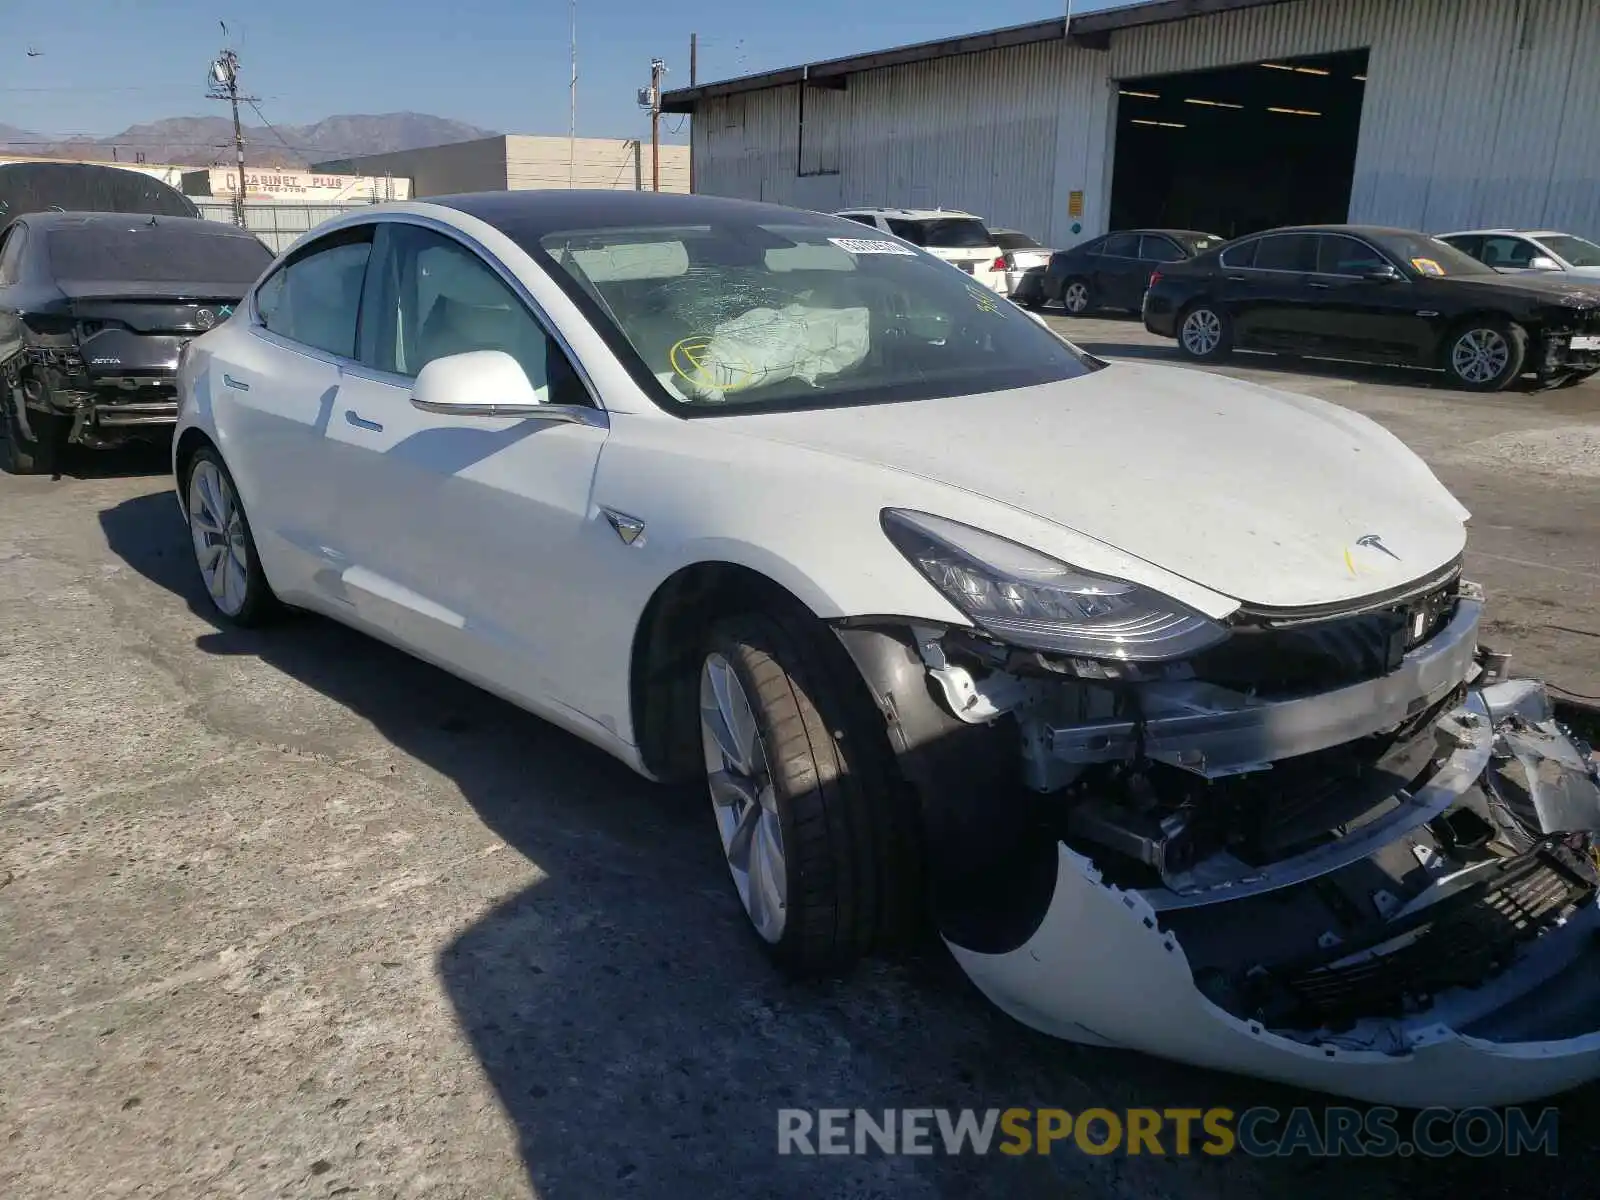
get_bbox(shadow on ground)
[0,432,169,480]
[97,489,1600,1199]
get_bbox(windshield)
[886,217,995,249]
[47,224,273,285]
[531,217,1101,413]
[1541,234,1600,268]
[1368,231,1494,277]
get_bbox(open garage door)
[1108,50,1368,240]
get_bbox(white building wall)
[690,0,1600,243]
[693,43,1109,247]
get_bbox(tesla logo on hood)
[1345,533,1401,576]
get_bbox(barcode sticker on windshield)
[828,237,916,256]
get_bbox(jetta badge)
[1356,533,1401,561]
[195,308,216,330]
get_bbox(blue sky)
[3,0,1132,153]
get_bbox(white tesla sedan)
[172,191,1600,1106]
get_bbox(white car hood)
[716,363,1468,609]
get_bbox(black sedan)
[1015,228,1224,315]
[1142,225,1600,392]
[0,211,272,474]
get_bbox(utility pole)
[688,34,697,193]
[207,30,255,228]
[648,57,665,192]
[569,0,577,189]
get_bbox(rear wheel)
[698,610,922,976]
[1061,278,1092,316]
[1177,303,1233,361]
[1443,319,1526,392]
[184,448,280,626]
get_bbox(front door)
[208,225,375,602]
[318,220,609,716]
[1296,234,1431,363]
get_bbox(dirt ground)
[3,324,1599,1199]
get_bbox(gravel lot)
[4,321,1599,1199]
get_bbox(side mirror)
[1362,263,1403,282]
[410,349,563,420]
[1528,255,1561,271]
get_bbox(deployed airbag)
[665,304,870,402]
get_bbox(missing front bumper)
[943,681,1600,1106]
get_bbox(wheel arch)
[629,560,829,783]
[173,426,217,492]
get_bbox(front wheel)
[1443,319,1527,392]
[699,611,922,976]
[184,448,280,626]
[1177,303,1233,360]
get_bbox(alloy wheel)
[1451,328,1510,385]
[1182,308,1223,356]
[699,652,788,943]
[1063,282,1090,313]
[188,459,250,617]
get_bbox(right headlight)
[881,508,1229,662]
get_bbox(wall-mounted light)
[1353,73,1367,81]
[1184,97,1244,109]
[1267,106,1323,116]
[1132,118,1186,128]
[1119,89,1161,99]
[1294,66,1331,75]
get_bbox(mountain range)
[0,112,500,170]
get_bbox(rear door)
[1091,232,1145,309]
[1223,233,1319,350]
[207,224,374,601]
[1137,234,1187,307]
[322,219,609,713]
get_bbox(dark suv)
[0,211,273,473]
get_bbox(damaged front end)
[838,516,1600,1106]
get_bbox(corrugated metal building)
[662,0,1600,246]
[314,135,691,197]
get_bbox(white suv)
[834,207,1008,293]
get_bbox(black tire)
[183,447,281,627]
[1176,302,1234,361]
[1442,318,1527,392]
[700,610,922,976]
[1060,277,1093,316]
[2,393,65,476]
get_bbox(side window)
[0,224,28,285]
[839,214,878,227]
[255,227,373,358]
[885,219,927,245]
[1315,235,1391,274]
[1440,235,1481,261]
[1101,233,1140,258]
[1252,234,1318,273]
[1480,236,1536,268]
[1074,236,1108,257]
[1140,235,1185,263]
[1219,239,1258,269]
[363,223,589,406]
